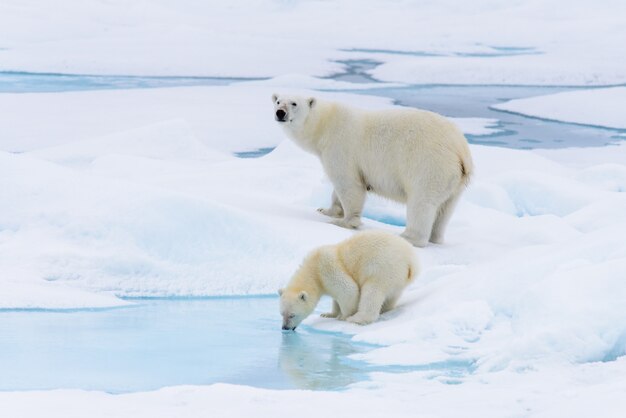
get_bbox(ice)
[2,0,626,411]
[1,1,626,86]
[492,87,626,130]
[2,82,626,414]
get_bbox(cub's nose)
[282,325,290,330]
[275,109,286,121]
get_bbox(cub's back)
[337,231,418,285]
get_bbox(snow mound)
[30,119,228,167]
[0,151,300,305]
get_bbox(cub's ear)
[299,291,308,302]
[278,288,284,296]
[308,97,316,108]
[272,93,279,103]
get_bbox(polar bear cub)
[279,230,418,329]
[272,94,473,247]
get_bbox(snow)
[2,84,626,415]
[2,0,626,415]
[1,0,626,86]
[492,87,626,130]
[3,359,626,418]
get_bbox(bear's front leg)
[317,190,344,218]
[331,182,366,230]
[320,300,340,318]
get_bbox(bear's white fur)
[272,94,473,247]
[279,230,418,328]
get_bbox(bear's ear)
[278,288,284,296]
[299,291,308,302]
[272,93,279,104]
[308,97,316,108]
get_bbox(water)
[0,297,376,393]
[233,147,277,158]
[0,71,266,93]
[343,45,542,58]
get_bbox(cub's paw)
[320,312,339,318]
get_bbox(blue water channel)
[0,71,265,93]
[0,297,379,393]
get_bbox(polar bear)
[272,93,473,247]
[278,230,418,329]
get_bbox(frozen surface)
[1,1,626,86]
[492,86,626,130]
[0,86,626,416]
[1,82,626,415]
[2,0,626,410]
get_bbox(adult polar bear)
[273,94,473,247]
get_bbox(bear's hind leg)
[346,282,387,325]
[401,198,438,247]
[321,300,341,318]
[317,190,344,218]
[430,191,461,244]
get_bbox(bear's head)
[272,93,316,127]
[278,288,316,331]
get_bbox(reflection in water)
[278,330,367,390]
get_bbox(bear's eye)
[291,102,297,107]
[277,101,280,105]
[288,314,295,319]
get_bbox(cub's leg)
[322,264,360,320]
[346,282,387,325]
[380,291,402,314]
[318,191,344,218]
[321,300,341,318]
[401,197,438,247]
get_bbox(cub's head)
[272,93,316,126]
[278,288,315,331]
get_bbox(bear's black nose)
[282,325,290,330]
[276,109,286,121]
